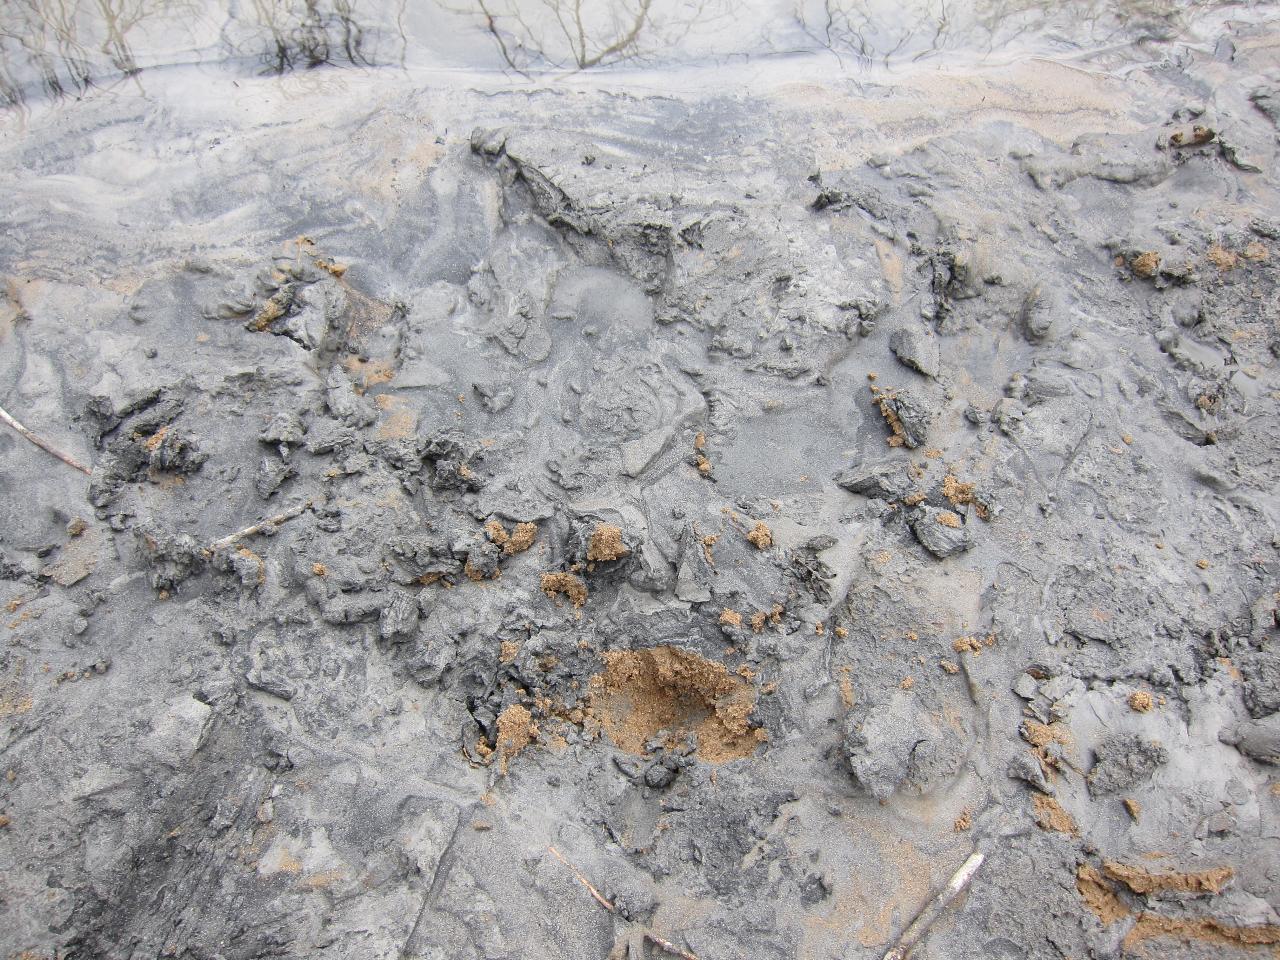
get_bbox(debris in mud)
[6,18,1280,960]
[1167,124,1216,148]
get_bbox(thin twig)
[547,845,616,912]
[645,931,700,960]
[207,498,315,553]
[882,851,985,960]
[547,846,701,959]
[0,402,90,475]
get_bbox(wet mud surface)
[2,5,1280,959]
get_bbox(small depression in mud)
[589,646,766,764]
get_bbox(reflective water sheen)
[0,0,1274,105]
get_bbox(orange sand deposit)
[589,646,765,764]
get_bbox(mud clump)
[588,646,765,764]
[1087,732,1167,796]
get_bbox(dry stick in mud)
[881,851,985,960]
[206,498,316,552]
[547,845,616,913]
[0,403,91,475]
[546,846,701,960]
[643,932,699,960]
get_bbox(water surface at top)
[2,0,1274,106]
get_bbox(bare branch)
[547,845,616,912]
[207,498,315,552]
[645,931,700,960]
[882,850,985,960]
[0,402,90,475]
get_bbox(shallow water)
[2,0,1275,107]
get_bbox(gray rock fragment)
[889,327,940,378]
[246,663,296,700]
[875,388,935,449]
[254,456,295,499]
[1008,751,1052,794]
[834,461,915,500]
[379,590,420,640]
[1019,285,1069,342]
[472,380,514,413]
[909,506,974,558]
[1220,715,1280,765]
[259,411,306,449]
[324,365,377,427]
[1087,733,1167,796]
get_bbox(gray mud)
[2,4,1280,959]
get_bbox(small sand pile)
[541,572,588,607]
[1131,251,1160,278]
[942,474,975,507]
[747,520,772,549]
[1127,690,1154,712]
[1102,861,1233,896]
[486,519,538,555]
[1033,794,1078,835]
[589,646,765,764]
[719,608,743,627]
[494,703,536,772]
[586,523,629,563]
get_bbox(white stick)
[881,851,985,960]
[207,499,315,552]
[0,403,90,475]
